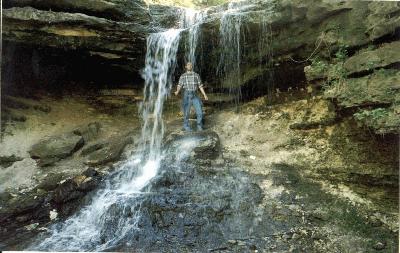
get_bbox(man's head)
[185,62,193,71]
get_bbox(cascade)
[217,2,245,109]
[27,28,182,252]
[179,8,206,69]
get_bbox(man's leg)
[183,92,192,131]
[193,95,203,130]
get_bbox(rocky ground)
[1,92,398,252]
[0,92,145,247]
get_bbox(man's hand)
[199,86,208,101]
[175,85,181,96]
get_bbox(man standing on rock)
[174,62,208,131]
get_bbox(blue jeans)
[183,90,203,129]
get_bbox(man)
[174,62,208,131]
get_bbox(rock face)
[189,0,400,91]
[2,0,151,94]
[3,0,151,23]
[325,70,400,109]
[29,132,84,166]
[343,41,400,76]
[3,6,150,61]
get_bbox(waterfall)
[27,29,182,252]
[179,8,206,69]
[139,29,182,161]
[217,3,245,108]
[258,14,275,102]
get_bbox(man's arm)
[174,85,182,96]
[175,75,183,96]
[199,86,208,100]
[197,74,208,100]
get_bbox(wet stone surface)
[1,131,397,252]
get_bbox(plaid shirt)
[177,71,203,91]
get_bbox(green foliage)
[310,57,328,73]
[334,46,348,62]
[318,44,349,91]
[354,108,388,123]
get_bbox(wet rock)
[0,154,23,168]
[53,179,85,204]
[84,135,133,166]
[37,173,65,191]
[125,155,265,252]
[29,132,84,166]
[73,122,101,143]
[80,142,105,156]
[149,4,181,28]
[24,223,39,231]
[195,1,400,92]
[164,130,221,162]
[53,168,102,204]
[373,241,386,250]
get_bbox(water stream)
[217,6,244,108]
[179,8,206,69]
[27,28,182,252]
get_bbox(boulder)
[164,130,221,162]
[73,122,101,143]
[29,132,84,166]
[0,155,23,168]
[53,174,99,203]
[84,135,133,166]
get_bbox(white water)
[217,3,245,107]
[28,28,182,252]
[179,8,206,69]
[25,2,274,250]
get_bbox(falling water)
[179,8,206,69]
[27,29,182,252]
[258,14,275,102]
[217,3,245,109]
[139,29,183,160]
